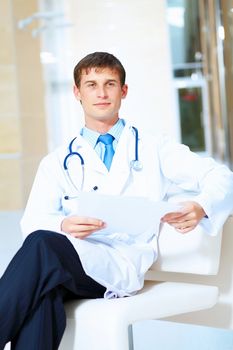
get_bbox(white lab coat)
[21,121,233,297]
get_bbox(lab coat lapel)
[65,136,107,193]
[69,125,134,195]
[74,136,107,173]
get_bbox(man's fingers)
[169,220,197,233]
[161,211,185,222]
[61,215,106,237]
[70,229,100,239]
[69,223,105,234]
[71,216,105,227]
[161,201,206,234]
[162,210,198,224]
[162,214,187,224]
[176,226,195,234]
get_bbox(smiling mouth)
[94,102,110,104]
[93,103,111,108]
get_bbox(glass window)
[166,0,208,153]
[179,87,205,152]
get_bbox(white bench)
[59,218,224,350]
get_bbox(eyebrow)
[82,80,95,85]
[83,79,118,85]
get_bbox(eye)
[107,81,116,87]
[86,82,96,88]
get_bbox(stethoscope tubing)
[63,137,84,170]
[131,126,139,162]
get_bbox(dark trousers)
[0,230,106,350]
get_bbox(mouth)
[93,102,111,107]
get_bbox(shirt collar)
[80,118,125,148]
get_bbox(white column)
[66,0,178,139]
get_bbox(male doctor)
[1,51,233,350]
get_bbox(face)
[73,67,128,130]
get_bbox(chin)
[94,115,118,123]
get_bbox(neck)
[85,117,119,134]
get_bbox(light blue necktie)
[98,134,115,170]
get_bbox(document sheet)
[77,192,181,236]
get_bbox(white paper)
[77,192,181,236]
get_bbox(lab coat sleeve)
[20,154,66,239]
[158,135,233,235]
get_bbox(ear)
[121,84,128,99]
[73,84,81,100]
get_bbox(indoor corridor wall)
[0,0,47,210]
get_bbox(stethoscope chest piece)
[130,160,143,171]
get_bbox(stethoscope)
[63,126,143,194]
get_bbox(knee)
[23,230,65,248]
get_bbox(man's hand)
[61,216,106,239]
[161,201,206,234]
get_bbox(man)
[1,52,233,349]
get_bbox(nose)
[97,85,108,98]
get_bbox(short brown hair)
[73,52,126,87]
